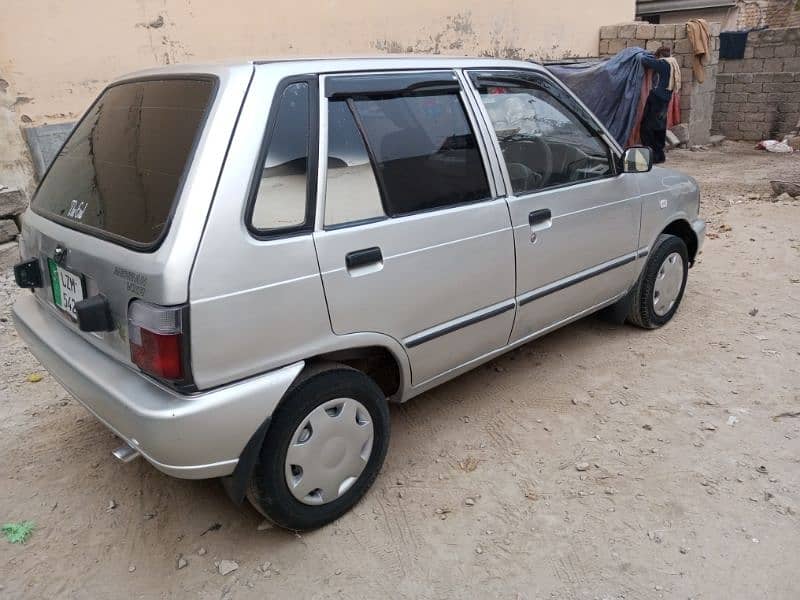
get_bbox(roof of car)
[116,55,546,83]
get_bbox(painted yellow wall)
[1,0,634,124]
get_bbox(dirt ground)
[1,142,799,599]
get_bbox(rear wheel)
[247,367,390,530]
[627,234,689,329]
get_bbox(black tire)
[627,233,689,329]
[247,367,390,531]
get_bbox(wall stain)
[372,12,585,62]
[136,14,165,29]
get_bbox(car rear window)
[32,78,214,248]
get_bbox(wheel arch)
[661,218,699,266]
[222,338,408,506]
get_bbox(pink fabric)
[627,68,681,147]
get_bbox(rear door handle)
[529,208,552,228]
[345,247,383,270]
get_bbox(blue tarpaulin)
[547,47,648,147]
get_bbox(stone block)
[675,24,687,39]
[725,83,747,93]
[745,82,764,93]
[717,73,733,84]
[654,24,676,39]
[762,58,785,71]
[738,129,764,141]
[714,121,737,133]
[646,39,662,51]
[754,45,775,59]
[774,44,797,58]
[742,102,765,113]
[636,24,656,39]
[626,39,646,49]
[599,39,611,54]
[0,189,27,217]
[600,25,619,39]
[0,219,18,244]
[763,81,799,92]
[675,38,694,54]
[608,38,626,54]
[757,72,795,82]
[783,57,800,71]
[710,22,721,37]
[738,120,763,131]
[742,58,765,71]
[722,60,744,73]
[619,23,638,38]
[728,92,747,103]
[743,46,755,59]
[0,241,19,271]
[22,122,75,180]
[715,92,730,104]
[733,72,754,84]
[669,123,690,143]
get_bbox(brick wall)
[734,0,799,29]
[764,0,796,27]
[599,21,721,144]
[712,27,800,140]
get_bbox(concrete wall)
[0,1,633,125]
[0,0,634,195]
[0,75,35,198]
[600,21,722,144]
[712,26,800,140]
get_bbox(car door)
[466,69,643,343]
[312,70,516,386]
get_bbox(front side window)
[349,91,490,216]
[475,75,612,195]
[251,82,310,231]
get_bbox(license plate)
[47,258,85,318]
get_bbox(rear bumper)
[13,294,303,479]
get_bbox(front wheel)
[627,233,689,329]
[247,367,390,531]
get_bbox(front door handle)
[345,247,383,270]
[529,208,552,228]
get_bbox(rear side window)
[251,82,311,231]
[32,79,214,248]
[350,92,490,216]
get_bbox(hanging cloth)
[686,19,711,83]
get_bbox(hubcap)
[284,398,374,506]
[653,252,684,317]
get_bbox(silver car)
[12,57,705,530]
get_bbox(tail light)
[128,300,187,381]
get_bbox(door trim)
[404,299,516,348]
[518,251,638,306]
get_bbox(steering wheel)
[504,137,554,193]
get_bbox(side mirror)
[622,146,653,173]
